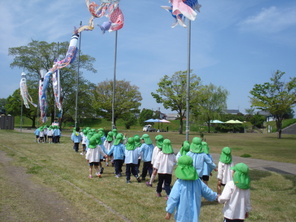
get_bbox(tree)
[8,39,96,126]
[139,109,154,126]
[191,83,229,133]
[5,89,38,128]
[0,98,7,115]
[151,70,201,134]
[93,80,142,127]
[250,70,296,138]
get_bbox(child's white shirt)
[154,152,176,174]
[218,180,251,220]
[217,161,234,184]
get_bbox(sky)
[0,0,295,115]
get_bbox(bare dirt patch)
[0,150,85,222]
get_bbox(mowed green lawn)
[0,130,296,222]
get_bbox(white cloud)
[239,6,296,33]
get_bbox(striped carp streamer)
[20,72,37,108]
[83,0,124,34]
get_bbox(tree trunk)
[276,119,282,139]
[207,122,211,133]
[179,118,183,134]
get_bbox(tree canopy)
[250,70,296,138]
[151,70,201,134]
[192,83,229,133]
[8,39,97,126]
[93,79,142,127]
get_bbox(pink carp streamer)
[20,72,37,108]
[37,1,125,123]
[84,0,124,33]
[162,0,201,28]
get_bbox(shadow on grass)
[282,174,296,195]
[249,169,271,191]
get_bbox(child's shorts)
[202,175,209,181]
[89,162,99,166]
[224,218,244,222]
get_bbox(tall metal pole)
[185,20,191,141]
[112,31,118,129]
[20,100,23,132]
[75,21,82,128]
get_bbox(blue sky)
[0,0,295,115]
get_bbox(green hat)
[231,163,250,189]
[202,141,209,154]
[87,131,94,140]
[220,147,232,164]
[94,133,102,145]
[112,128,118,137]
[141,134,152,145]
[155,135,164,148]
[134,135,142,147]
[125,137,136,151]
[179,141,190,156]
[190,137,203,153]
[106,131,113,142]
[175,155,198,180]
[88,136,97,149]
[162,139,174,154]
[114,133,123,145]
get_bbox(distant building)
[166,113,179,120]
[224,109,242,115]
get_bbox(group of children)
[34,125,61,143]
[70,127,251,222]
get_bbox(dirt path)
[0,150,85,222]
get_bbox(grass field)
[1,130,296,221]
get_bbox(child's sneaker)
[136,177,142,183]
[146,182,152,187]
[156,193,162,197]
[126,180,131,184]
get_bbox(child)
[153,139,176,199]
[165,155,218,221]
[71,127,82,153]
[85,135,107,178]
[107,133,125,178]
[134,135,142,174]
[47,126,54,143]
[80,129,88,155]
[34,127,40,142]
[124,137,141,183]
[201,141,214,186]
[217,147,234,194]
[39,127,45,143]
[103,131,113,166]
[175,140,190,160]
[218,163,251,222]
[139,134,154,181]
[186,137,216,178]
[146,134,164,187]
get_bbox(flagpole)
[75,21,82,128]
[185,20,191,141]
[112,30,118,130]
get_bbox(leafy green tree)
[0,98,7,114]
[93,80,142,127]
[122,112,138,129]
[5,89,38,128]
[250,70,296,138]
[191,83,229,133]
[139,108,154,126]
[151,70,201,134]
[8,39,96,126]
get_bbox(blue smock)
[187,152,216,177]
[107,143,125,160]
[166,179,217,222]
[139,143,154,162]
